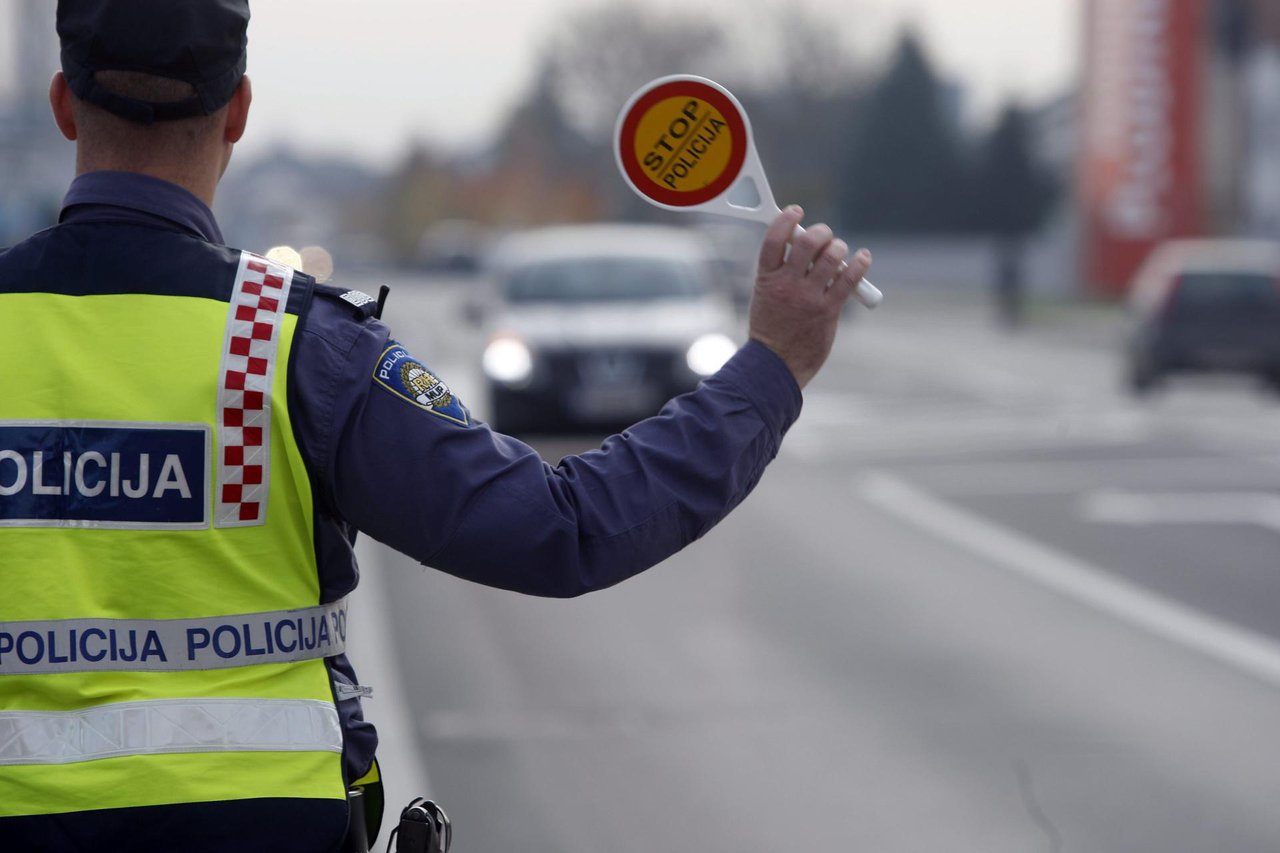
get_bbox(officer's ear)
[224,75,252,145]
[49,72,78,142]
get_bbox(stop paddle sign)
[615,75,882,309]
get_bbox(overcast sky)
[1,0,1078,168]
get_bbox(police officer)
[0,1,871,850]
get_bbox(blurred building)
[1080,0,1280,296]
[0,4,389,272]
[0,1,72,246]
[215,147,390,271]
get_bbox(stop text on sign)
[639,98,729,191]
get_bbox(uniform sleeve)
[294,294,802,597]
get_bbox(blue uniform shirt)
[0,170,807,832]
[55,171,804,596]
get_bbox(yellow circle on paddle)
[631,96,735,196]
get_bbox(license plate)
[579,352,645,385]
[1198,349,1259,368]
[568,385,656,418]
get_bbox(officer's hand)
[748,206,872,390]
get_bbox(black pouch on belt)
[392,798,451,853]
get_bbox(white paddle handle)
[791,224,882,310]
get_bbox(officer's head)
[50,0,253,200]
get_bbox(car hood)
[491,298,736,348]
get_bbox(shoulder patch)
[340,290,377,309]
[372,343,469,425]
[314,283,380,320]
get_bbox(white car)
[478,224,741,433]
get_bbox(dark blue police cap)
[57,0,250,125]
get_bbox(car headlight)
[483,336,533,385]
[686,333,737,377]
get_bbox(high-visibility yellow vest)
[0,250,348,818]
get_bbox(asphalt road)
[346,276,1280,852]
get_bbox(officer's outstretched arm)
[315,210,868,596]
[327,338,793,597]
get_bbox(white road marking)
[784,407,1152,461]
[1082,491,1280,533]
[893,454,1280,496]
[857,471,1280,689]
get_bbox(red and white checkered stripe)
[215,252,295,527]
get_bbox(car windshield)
[1168,272,1280,318]
[504,257,706,304]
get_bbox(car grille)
[542,347,684,387]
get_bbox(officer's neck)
[75,152,220,209]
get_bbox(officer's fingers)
[785,223,834,274]
[758,205,805,274]
[826,249,873,306]
[808,238,849,286]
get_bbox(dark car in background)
[1125,239,1280,394]
[477,225,739,433]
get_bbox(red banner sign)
[1080,0,1207,296]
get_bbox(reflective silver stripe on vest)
[0,697,342,766]
[0,598,347,675]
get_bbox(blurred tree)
[493,58,591,178]
[541,2,726,142]
[768,2,860,99]
[383,144,456,262]
[743,6,867,222]
[837,32,969,233]
[973,105,1056,237]
[480,3,728,223]
[972,104,1058,327]
[481,57,614,226]
[398,4,1024,236]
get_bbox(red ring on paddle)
[618,80,749,208]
